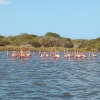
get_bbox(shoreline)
[0,46,99,52]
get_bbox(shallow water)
[0,52,100,100]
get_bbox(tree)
[0,35,4,39]
[45,32,60,38]
[39,37,52,47]
[95,42,100,51]
[0,39,9,46]
[96,37,100,41]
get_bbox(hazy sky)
[0,0,100,39]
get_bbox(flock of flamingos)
[6,49,98,60]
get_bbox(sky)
[0,0,100,39]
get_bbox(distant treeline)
[0,32,100,51]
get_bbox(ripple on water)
[0,52,100,100]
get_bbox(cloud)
[0,0,10,5]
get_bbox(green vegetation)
[0,33,100,51]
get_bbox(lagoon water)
[0,51,100,100]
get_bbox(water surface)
[0,52,100,100]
